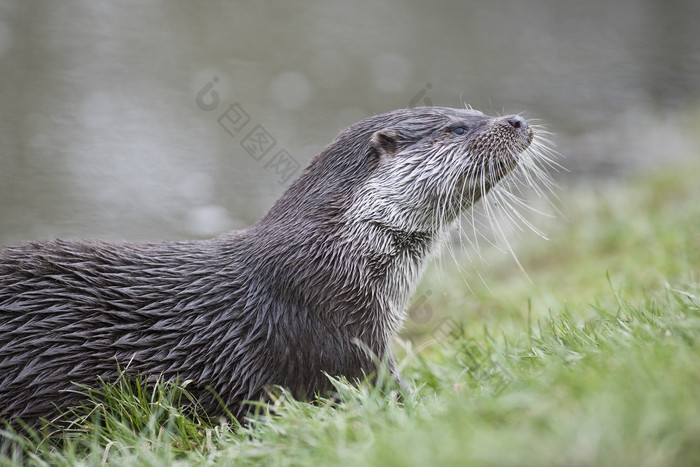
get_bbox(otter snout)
[501,114,534,145]
[506,115,528,131]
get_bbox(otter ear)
[371,130,398,157]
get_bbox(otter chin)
[0,106,547,425]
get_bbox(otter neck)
[247,210,440,351]
[361,221,439,338]
[321,216,440,345]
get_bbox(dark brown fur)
[0,107,534,424]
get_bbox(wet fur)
[0,107,537,424]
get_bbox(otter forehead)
[392,107,490,131]
[385,106,487,123]
[370,107,493,143]
[434,107,486,119]
[343,107,492,141]
[358,107,484,142]
[435,107,491,129]
[389,106,485,117]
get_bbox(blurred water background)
[1,0,699,245]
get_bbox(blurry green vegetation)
[407,161,699,341]
[2,163,700,466]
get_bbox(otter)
[0,107,546,425]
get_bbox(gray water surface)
[1,0,699,245]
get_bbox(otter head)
[351,107,535,234]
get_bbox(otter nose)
[506,115,529,130]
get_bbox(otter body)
[0,107,537,424]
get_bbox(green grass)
[2,163,700,466]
